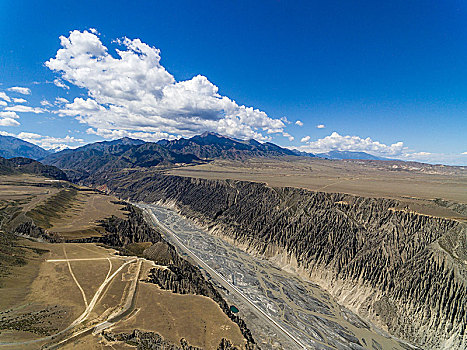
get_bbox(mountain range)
[41,137,202,181]
[0,132,396,173]
[0,135,50,160]
[158,131,298,159]
[316,150,388,160]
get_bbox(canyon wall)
[71,204,257,349]
[89,172,467,350]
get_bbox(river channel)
[140,203,415,350]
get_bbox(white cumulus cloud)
[316,124,325,129]
[295,120,303,126]
[299,132,405,157]
[55,97,69,104]
[280,116,291,124]
[0,111,20,127]
[53,78,70,90]
[404,151,432,157]
[0,118,20,126]
[12,98,27,103]
[0,101,7,107]
[293,133,465,165]
[45,29,287,141]
[8,87,31,95]
[0,92,11,102]
[15,132,84,151]
[5,105,44,114]
[0,131,15,137]
[0,111,20,119]
[86,127,176,142]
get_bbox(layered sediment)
[88,172,467,349]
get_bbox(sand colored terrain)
[0,243,111,348]
[48,190,127,238]
[0,175,62,212]
[0,242,245,349]
[111,282,245,349]
[0,174,126,238]
[0,175,246,349]
[0,239,49,310]
[167,158,467,220]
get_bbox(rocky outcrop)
[70,204,257,349]
[146,264,255,348]
[0,156,67,180]
[103,329,240,350]
[13,221,48,240]
[96,204,165,246]
[13,220,63,243]
[103,329,201,350]
[433,198,467,217]
[90,172,467,350]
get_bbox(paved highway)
[142,205,308,350]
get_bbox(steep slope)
[160,132,298,159]
[0,135,50,160]
[0,156,67,180]
[88,171,467,350]
[42,137,201,180]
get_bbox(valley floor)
[141,203,418,350]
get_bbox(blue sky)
[0,0,466,164]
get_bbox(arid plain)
[167,157,467,221]
[0,174,245,349]
[1,155,466,349]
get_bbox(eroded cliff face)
[70,205,257,349]
[88,172,467,350]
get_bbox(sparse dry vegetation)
[0,174,248,349]
[167,157,467,219]
[26,188,78,228]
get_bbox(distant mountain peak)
[162,132,296,159]
[317,150,387,161]
[247,139,262,146]
[0,135,50,160]
[199,131,222,137]
[108,137,145,146]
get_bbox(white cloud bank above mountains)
[0,130,84,151]
[0,29,462,165]
[294,132,466,164]
[45,29,286,141]
[298,132,405,157]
